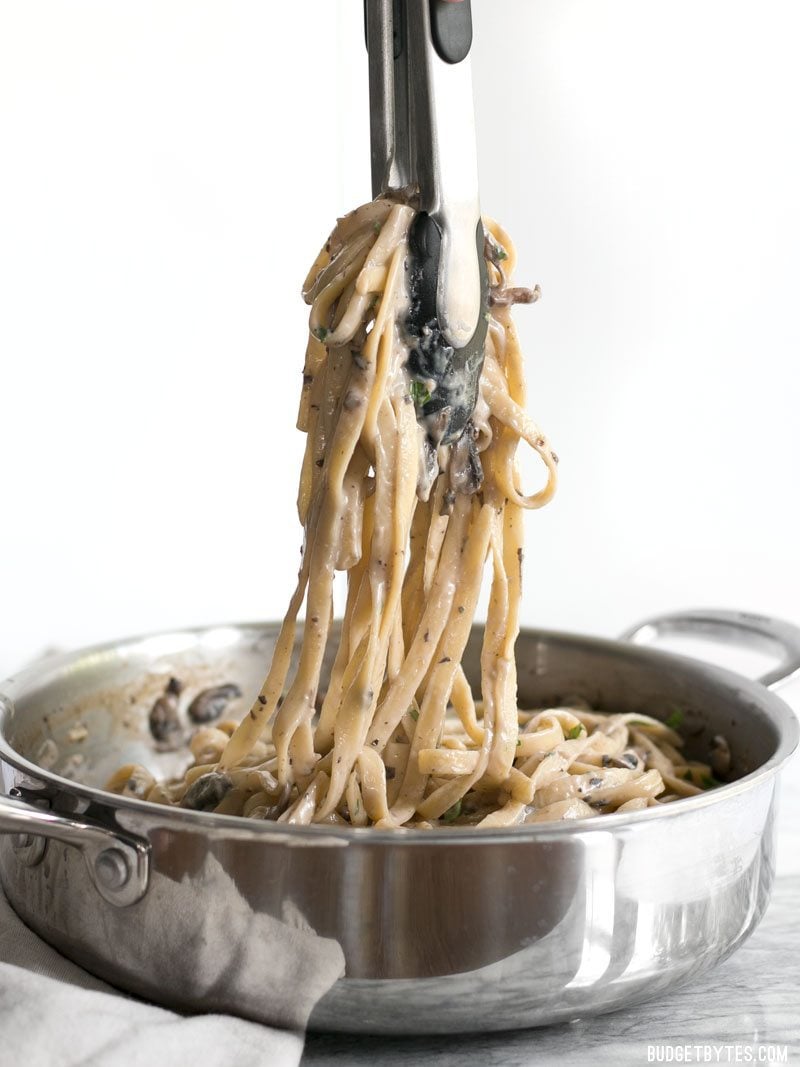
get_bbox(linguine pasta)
[106,197,723,827]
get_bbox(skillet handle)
[620,608,800,690]
[0,789,149,906]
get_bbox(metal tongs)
[365,0,488,446]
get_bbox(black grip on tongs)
[365,1,472,63]
[428,0,473,64]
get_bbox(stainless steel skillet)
[0,609,797,1034]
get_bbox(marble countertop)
[303,875,799,1066]
[304,677,800,1066]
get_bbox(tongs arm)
[365,1,483,345]
[366,0,410,196]
[365,0,488,445]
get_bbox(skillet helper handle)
[0,788,149,906]
[620,608,800,690]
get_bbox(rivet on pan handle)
[0,789,149,906]
[621,608,800,690]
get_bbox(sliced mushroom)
[187,683,243,725]
[149,677,184,748]
[489,284,541,308]
[181,771,233,811]
[602,749,643,772]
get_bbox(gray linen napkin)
[0,888,304,1067]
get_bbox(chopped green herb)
[442,800,462,824]
[516,739,522,747]
[410,380,431,407]
[373,221,382,234]
[496,248,508,261]
[566,724,584,740]
[701,774,721,789]
[314,325,328,341]
[409,707,419,722]
[665,708,684,730]
[483,311,492,323]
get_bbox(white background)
[1,0,799,679]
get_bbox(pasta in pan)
[106,197,724,826]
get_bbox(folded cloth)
[0,888,304,1067]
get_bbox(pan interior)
[0,622,785,793]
